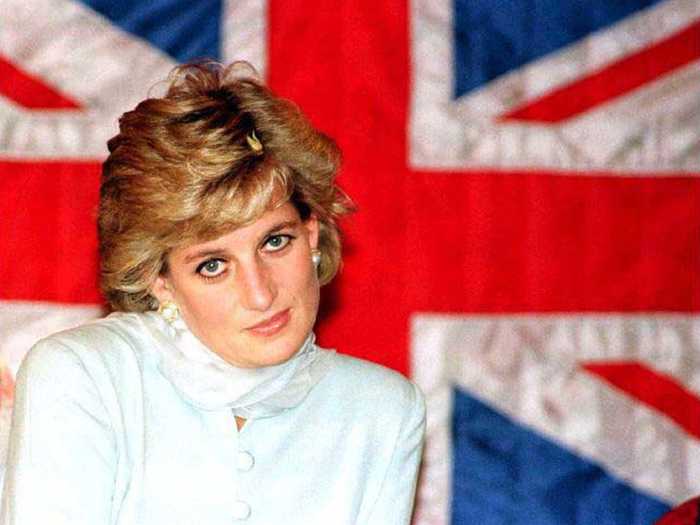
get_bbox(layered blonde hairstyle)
[99,61,353,312]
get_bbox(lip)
[246,309,291,336]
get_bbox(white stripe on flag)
[222,0,268,77]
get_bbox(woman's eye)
[263,234,293,252]
[196,259,226,278]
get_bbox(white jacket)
[0,313,425,524]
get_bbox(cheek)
[174,281,231,328]
[293,256,319,294]
[299,265,321,323]
[275,254,319,306]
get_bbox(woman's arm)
[0,340,116,524]
[366,381,426,525]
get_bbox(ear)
[304,214,320,250]
[151,273,175,305]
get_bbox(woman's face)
[152,202,320,368]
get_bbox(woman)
[0,62,425,524]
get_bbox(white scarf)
[137,311,335,418]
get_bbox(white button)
[237,451,254,472]
[232,500,251,520]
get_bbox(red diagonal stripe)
[583,361,700,440]
[0,55,82,110]
[502,21,700,123]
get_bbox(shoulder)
[26,311,154,362]
[31,312,147,353]
[319,352,425,422]
[304,352,426,475]
[18,312,151,386]
[13,318,136,419]
[328,353,420,399]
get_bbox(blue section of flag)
[452,0,665,97]
[450,386,670,524]
[78,0,222,62]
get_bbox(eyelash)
[196,258,227,281]
[262,233,295,252]
[194,234,296,282]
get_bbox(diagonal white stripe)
[561,61,700,169]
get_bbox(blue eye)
[196,258,226,278]
[263,234,293,252]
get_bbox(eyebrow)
[182,219,301,264]
[183,249,228,264]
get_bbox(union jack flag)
[1,1,699,523]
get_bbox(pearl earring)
[311,249,321,268]
[158,300,179,324]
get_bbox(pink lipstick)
[246,309,290,336]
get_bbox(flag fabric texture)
[655,497,700,525]
[1,1,699,523]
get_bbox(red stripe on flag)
[0,161,102,305]
[269,0,413,373]
[406,171,700,314]
[0,55,82,110]
[502,21,700,123]
[583,361,700,440]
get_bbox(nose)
[236,256,277,312]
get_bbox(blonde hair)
[99,61,353,312]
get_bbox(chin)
[200,330,294,368]
[209,305,317,368]
[242,326,311,368]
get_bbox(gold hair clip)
[246,129,263,154]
